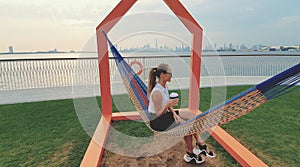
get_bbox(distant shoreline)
[1,50,300,55]
[1,50,300,61]
[0,51,96,55]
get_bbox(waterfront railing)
[1,55,299,91]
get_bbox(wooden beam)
[80,115,111,167]
[112,111,142,121]
[210,126,268,167]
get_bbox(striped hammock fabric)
[102,31,300,136]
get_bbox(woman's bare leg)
[177,108,200,120]
[178,109,198,153]
[176,109,215,157]
[193,133,211,152]
[184,135,193,153]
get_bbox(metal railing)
[1,55,299,91]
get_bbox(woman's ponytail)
[148,68,157,97]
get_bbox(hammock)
[102,31,300,136]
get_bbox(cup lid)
[170,92,178,98]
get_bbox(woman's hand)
[173,113,180,124]
[167,99,178,107]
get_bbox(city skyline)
[1,0,300,52]
[3,41,300,55]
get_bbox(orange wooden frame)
[80,1,267,166]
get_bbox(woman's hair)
[147,63,169,97]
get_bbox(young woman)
[147,63,216,164]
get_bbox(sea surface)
[1,51,300,104]
[1,51,300,90]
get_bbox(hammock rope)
[102,31,300,136]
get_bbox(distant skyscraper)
[155,38,158,49]
[229,43,233,50]
[9,46,14,53]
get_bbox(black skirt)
[149,110,179,131]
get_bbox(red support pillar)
[96,0,138,118]
[81,1,137,166]
[97,33,111,118]
[189,32,202,111]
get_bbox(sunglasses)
[165,72,173,77]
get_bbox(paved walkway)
[0,76,269,104]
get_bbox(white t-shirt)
[148,83,169,114]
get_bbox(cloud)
[107,12,192,49]
[0,2,114,22]
[245,7,256,12]
[1,0,300,52]
[279,15,300,26]
[62,19,95,29]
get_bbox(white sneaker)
[183,151,205,164]
[193,147,203,155]
[193,143,216,158]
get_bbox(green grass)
[0,86,299,166]
[0,99,91,167]
[221,86,300,167]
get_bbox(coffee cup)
[170,92,179,99]
[170,92,179,105]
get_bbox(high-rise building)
[229,43,233,50]
[9,46,14,53]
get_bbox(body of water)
[1,51,300,104]
[1,51,300,90]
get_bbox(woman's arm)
[152,90,177,117]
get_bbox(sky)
[1,0,300,52]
